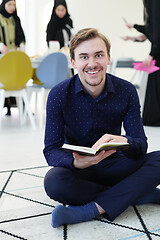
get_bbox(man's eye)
[96,54,102,58]
[81,56,88,60]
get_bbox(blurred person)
[46,0,73,50]
[0,0,25,53]
[0,0,25,115]
[122,0,160,126]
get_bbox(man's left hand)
[92,133,128,151]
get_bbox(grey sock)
[52,202,99,228]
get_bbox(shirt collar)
[74,75,84,94]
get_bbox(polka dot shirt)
[43,73,147,169]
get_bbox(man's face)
[71,37,110,90]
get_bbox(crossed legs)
[44,151,160,227]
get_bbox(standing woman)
[123,0,160,126]
[0,0,25,115]
[46,0,73,49]
[0,0,25,53]
[141,0,160,126]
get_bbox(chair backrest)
[36,52,68,89]
[0,51,33,90]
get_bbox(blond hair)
[70,28,111,60]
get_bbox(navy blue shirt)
[43,73,148,169]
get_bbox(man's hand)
[73,134,128,169]
[92,133,128,151]
[73,149,116,169]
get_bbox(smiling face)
[55,5,67,18]
[5,0,16,14]
[71,37,110,97]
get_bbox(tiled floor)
[0,108,160,240]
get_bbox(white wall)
[3,0,151,60]
[67,0,150,61]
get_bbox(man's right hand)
[73,149,116,169]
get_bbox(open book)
[62,142,130,156]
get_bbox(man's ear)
[107,54,111,65]
[71,58,77,69]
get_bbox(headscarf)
[52,0,69,15]
[46,0,73,48]
[0,0,25,46]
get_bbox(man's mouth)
[85,69,101,74]
[87,70,99,74]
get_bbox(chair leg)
[17,96,24,125]
[22,89,36,130]
[137,71,148,115]
[24,89,37,122]
[0,90,5,127]
[39,88,45,129]
[34,92,38,118]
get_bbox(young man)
[43,28,160,228]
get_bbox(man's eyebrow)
[95,50,105,54]
[79,53,88,56]
[79,51,104,56]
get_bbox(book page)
[62,144,96,155]
[62,142,130,156]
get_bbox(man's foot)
[52,202,99,228]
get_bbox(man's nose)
[87,57,97,67]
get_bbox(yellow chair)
[0,51,36,129]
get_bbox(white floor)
[0,108,160,240]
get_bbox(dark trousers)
[44,151,160,221]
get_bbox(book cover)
[133,60,160,74]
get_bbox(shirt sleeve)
[43,87,74,169]
[134,23,160,58]
[122,84,148,159]
[134,24,146,35]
